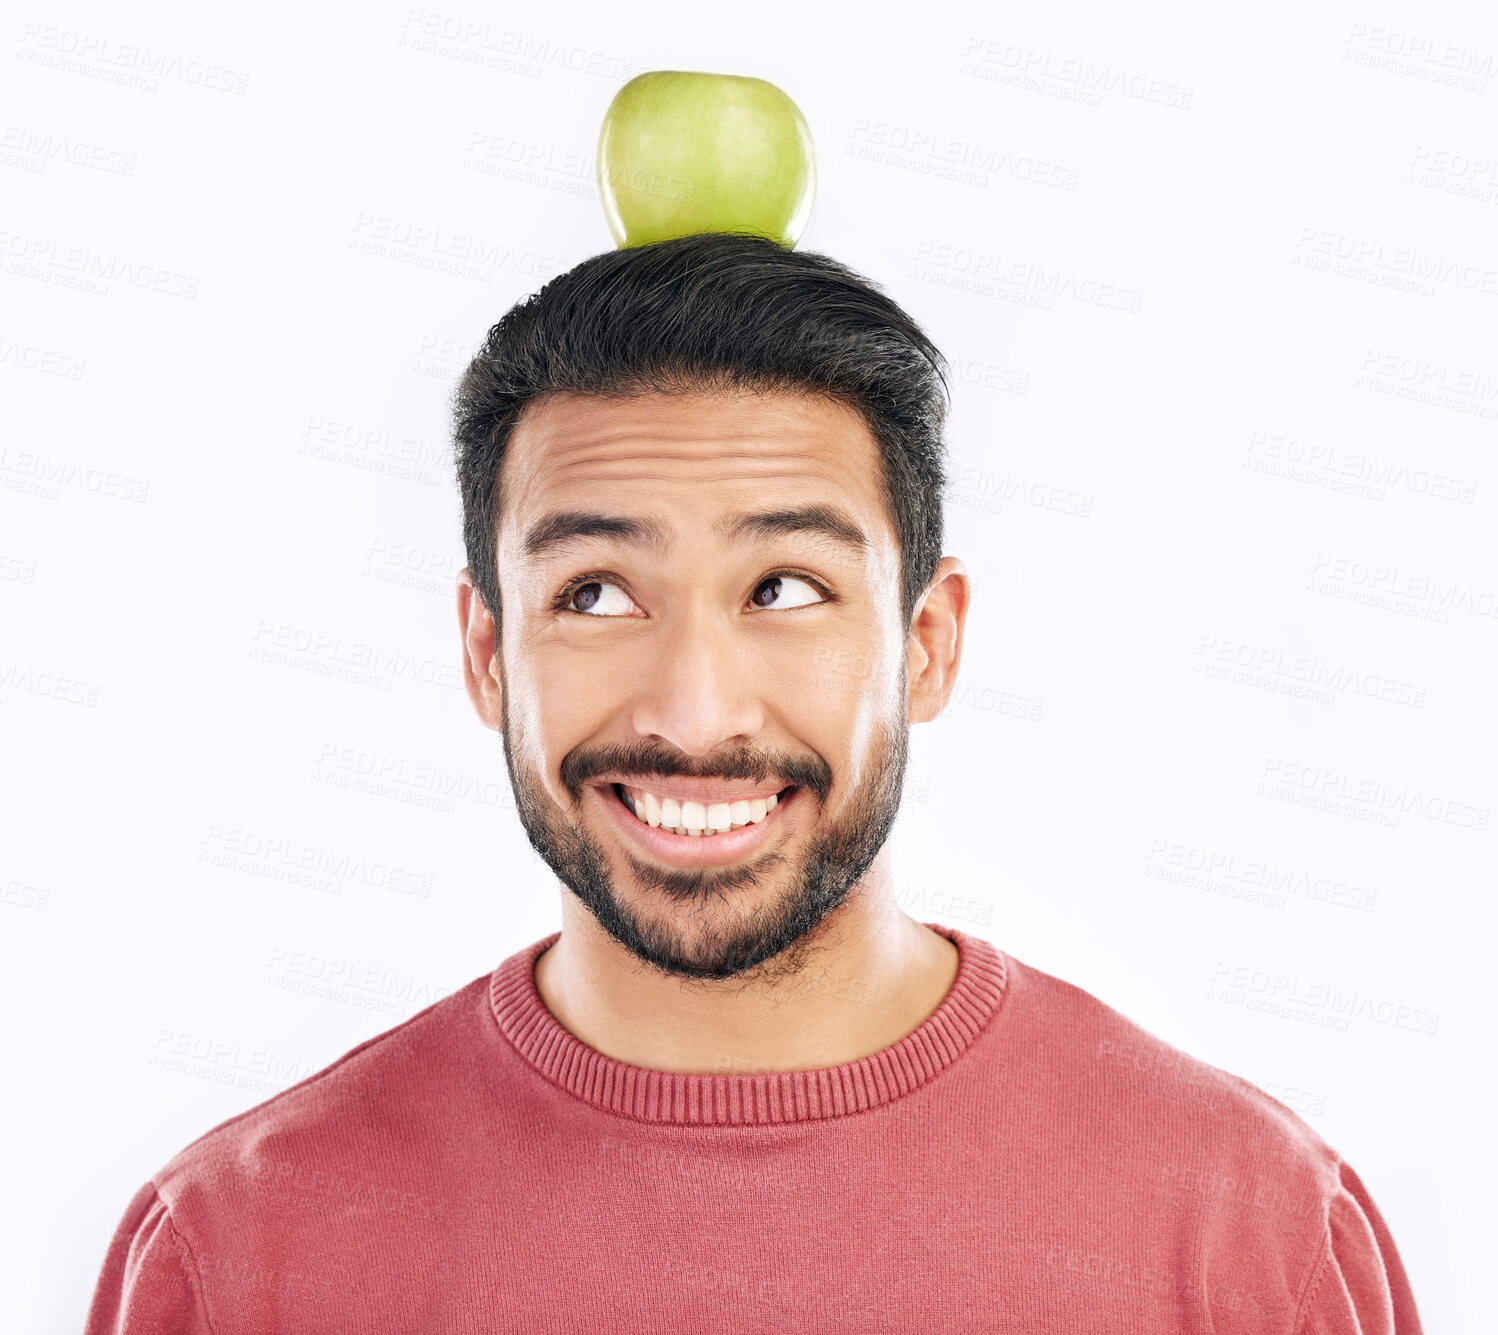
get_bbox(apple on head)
[597,70,816,250]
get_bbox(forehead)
[497,389,894,555]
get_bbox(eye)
[557,579,639,617]
[750,574,827,610]
[552,572,832,617]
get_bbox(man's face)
[487,388,915,982]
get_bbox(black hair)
[452,231,949,636]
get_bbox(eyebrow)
[520,504,871,563]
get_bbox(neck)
[533,854,961,1074]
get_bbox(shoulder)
[1000,951,1332,1131]
[89,970,510,1326]
[983,947,1421,1331]
[992,947,1345,1222]
[986,949,1401,1324]
[149,970,495,1215]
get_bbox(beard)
[498,668,911,984]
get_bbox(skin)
[457,388,972,1074]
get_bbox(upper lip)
[594,775,793,805]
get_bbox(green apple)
[597,70,816,249]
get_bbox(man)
[86,234,1423,1332]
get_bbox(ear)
[906,557,971,725]
[457,568,504,731]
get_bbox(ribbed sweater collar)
[488,921,1007,1126]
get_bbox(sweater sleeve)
[1293,1159,1423,1335]
[83,1180,214,1335]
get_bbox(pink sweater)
[85,924,1423,1332]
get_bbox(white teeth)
[618,784,787,836]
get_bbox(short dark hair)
[452,232,949,636]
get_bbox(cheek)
[784,643,900,780]
[797,640,894,713]
[503,640,620,786]
[808,639,906,773]
[526,649,616,734]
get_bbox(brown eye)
[561,580,635,616]
[752,575,825,610]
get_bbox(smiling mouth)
[609,781,795,838]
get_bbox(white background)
[3,2,1494,1330]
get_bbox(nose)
[627,612,767,758]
